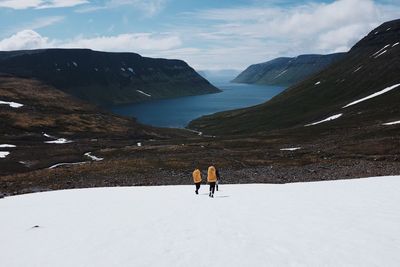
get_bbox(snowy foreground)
[1,176,400,267]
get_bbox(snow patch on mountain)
[44,138,72,144]
[48,161,88,169]
[374,50,387,58]
[305,113,343,126]
[84,152,104,161]
[280,147,301,151]
[0,100,24,108]
[137,90,151,97]
[0,144,16,148]
[0,151,10,158]
[383,120,400,126]
[343,83,400,108]
[274,69,288,79]
[371,44,390,57]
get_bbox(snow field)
[1,176,400,267]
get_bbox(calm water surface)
[110,78,285,128]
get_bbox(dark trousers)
[209,182,216,194]
[195,182,201,193]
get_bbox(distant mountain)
[198,69,242,79]
[0,49,220,106]
[232,53,345,86]
[190,19,400,136]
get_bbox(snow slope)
[1,176,400,267]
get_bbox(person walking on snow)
[207,166,217,198]
[216,167,220,191]
[192,168,202,195]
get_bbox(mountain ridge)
[189,19,400,135]
[232,53,345,86]
[0,48,220,106]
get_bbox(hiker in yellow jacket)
[192,168,202,195]
[207,165,218,198]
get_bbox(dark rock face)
[190,19,400,135]
[0,49,220,106]
[232,53,345,86]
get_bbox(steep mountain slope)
[0,49,220,106]
[232,53,345,86]
[190,19,400,135]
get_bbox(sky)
[0,0,399,70]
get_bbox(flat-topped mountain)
[232,53,345,86]
[0,49,220,106]
[190,19,400,136]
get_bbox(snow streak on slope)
[0,100,23,108]
[44,138,72,144]
[305,113,342,126]
[383,120,400,125]
[343,83,400,108]
[137,90,152,97]
[0,151,10,158]
[1,176,400,267]
[48,161,87,169]
[84,152,104,161]
[0,144,16,148]
[280,147,301,151]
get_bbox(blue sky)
[0,0,399,70]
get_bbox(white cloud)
[22,16,65,30]
[0,30,181,52]
[173,0,400,69]
[0,0,41,9]
[61,32,181,51]
[0,0,399,70]
[36,0,89,9]
[0,30,52,50]
[0,0,88,9]
[76,0,166,17]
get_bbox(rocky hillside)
[232,53,345,86]
[190,19,400,135]
[0,73,191,176]
[0,49,220,106]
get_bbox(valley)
[1,19,400,197]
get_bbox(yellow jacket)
[207,166,217,182]
[193,169,202,183]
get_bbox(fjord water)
[110,77,285,128]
